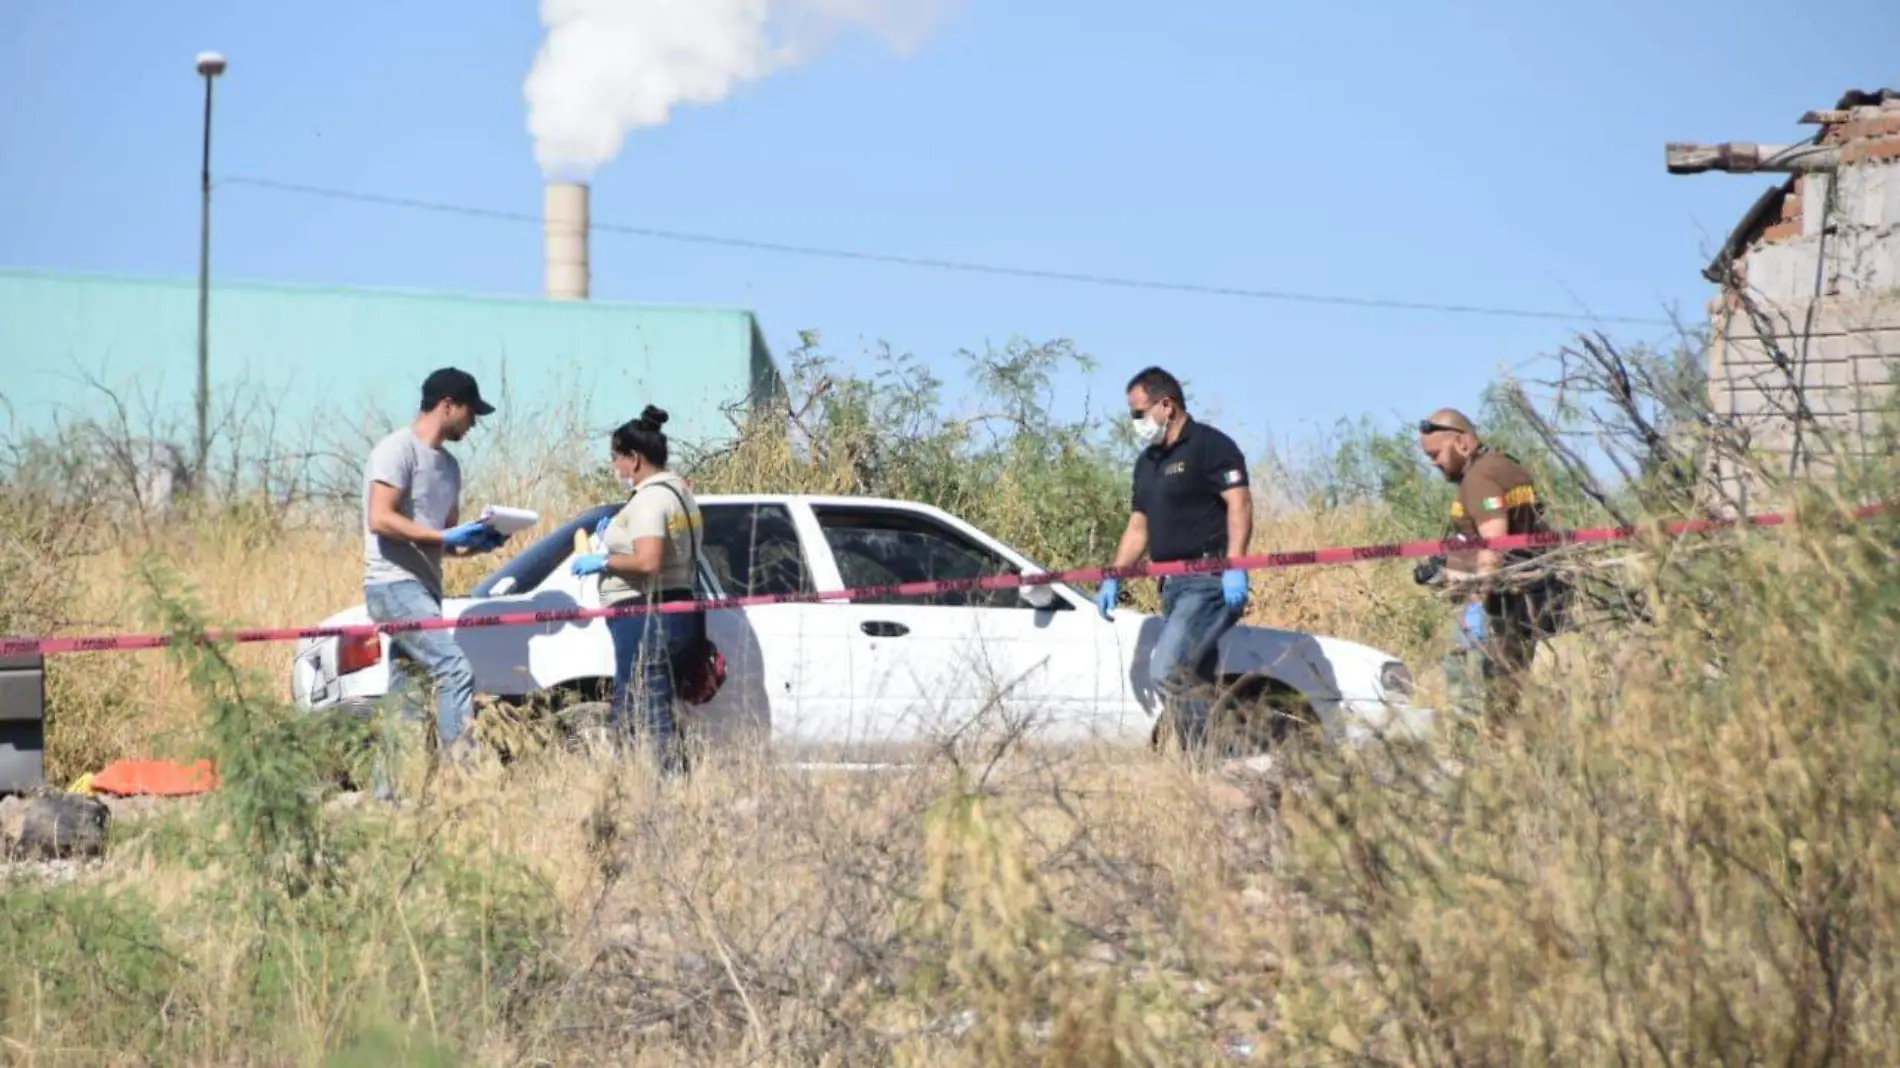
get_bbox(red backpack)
[655,481,726,706]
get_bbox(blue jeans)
[365,580,475,752]
[1149,574,1241,754]
[606,606,700,777]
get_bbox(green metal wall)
[0,267,784,452]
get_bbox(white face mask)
[1133,412,1167,447]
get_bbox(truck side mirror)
[1018,581,1056,610]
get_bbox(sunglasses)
[1417,420,1467,435]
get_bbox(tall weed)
[3,562,566,1065]
[1261,487,1900,1065]
[4,323,1894,1066]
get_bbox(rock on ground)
[0,795,25,849]
[5,793,110,861]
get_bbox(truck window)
[812,505,1048,610]
[700,504,812,599]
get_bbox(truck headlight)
[1380,661,1414,700]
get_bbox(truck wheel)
[1205,675,1319,758]
[1146,676,1316,758]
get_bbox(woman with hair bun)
[569,404,704,776]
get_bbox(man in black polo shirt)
[1097,366,1253,755]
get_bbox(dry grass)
[47,521,365,778]
[6,344,1898,1066]
[14,649,1303,1066]
[1258,499,1900,1065]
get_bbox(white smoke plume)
[526,0,952,180]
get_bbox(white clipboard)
[478,505,541,536]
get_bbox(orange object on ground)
[88,758,221,797]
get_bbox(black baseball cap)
[420,367,495,415]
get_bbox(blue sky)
[3,0,1897,460]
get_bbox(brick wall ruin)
[1669,89,1900,513]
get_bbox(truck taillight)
[337,632,383,675]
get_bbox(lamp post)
[194,50,226,491]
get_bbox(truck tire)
[1149,675,1318,759]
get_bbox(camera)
[1413,555,1446,586]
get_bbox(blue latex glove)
[570,552,608,577]
[1459,601,1488,648]
[442,521,495,552]
[1221,569,1249,612]
[594,514,613,538]
[1094,578,1120,620]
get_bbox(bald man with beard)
[1417,408,1565,721]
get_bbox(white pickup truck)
[290,494,1434,760]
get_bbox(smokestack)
[544,181,589,300]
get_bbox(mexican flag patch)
[1222,469,1244,486]
[1482,495,1503,511]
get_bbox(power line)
[222,174,1678,327]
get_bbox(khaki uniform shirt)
[598,471,703,606]
[1448,448,1547,573]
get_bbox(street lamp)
[194,50,226,491]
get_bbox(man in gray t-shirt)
[363,425,465,599]
[359,367,513,780]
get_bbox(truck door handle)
[860,620,909,638]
